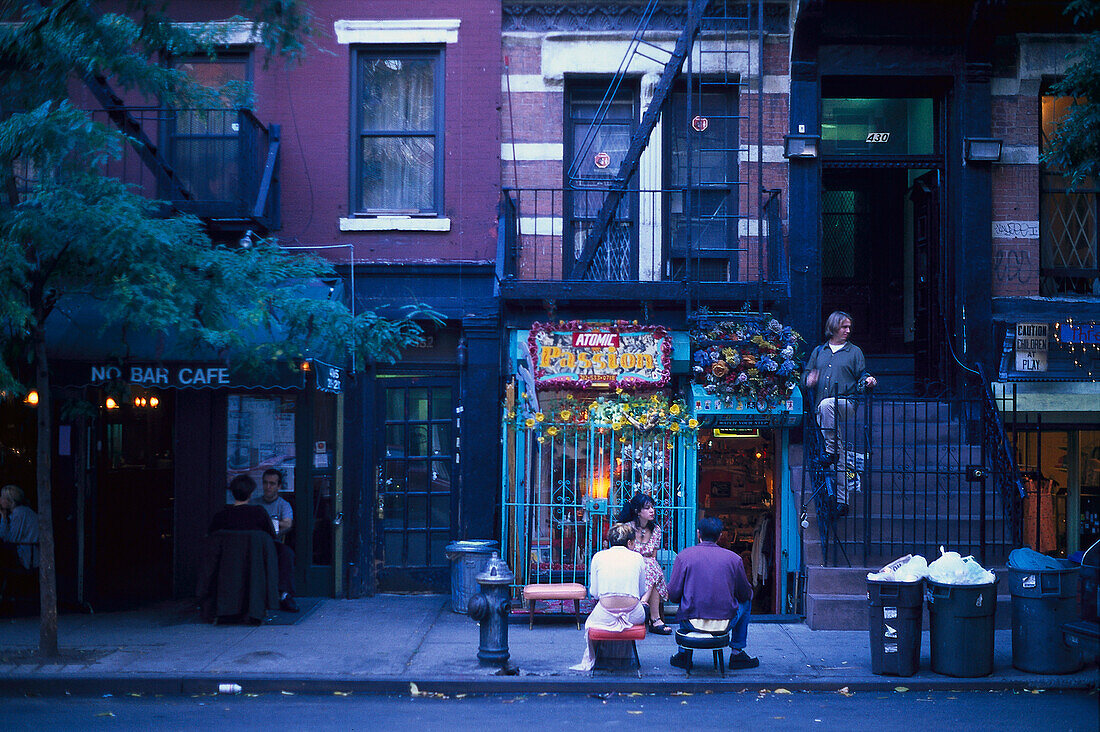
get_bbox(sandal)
[648,618,674,635]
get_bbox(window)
[169,55,250,204]
[353,49,444,215]
[665,84,740,281]
[1041,95,1100,296]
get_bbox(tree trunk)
[32,326,59,658]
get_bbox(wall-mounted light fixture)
[963,137,1003,163]
[783,133,820,159]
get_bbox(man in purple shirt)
[667,517,758,670]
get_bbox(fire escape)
[499,0,786,309]
[84,74,281,236]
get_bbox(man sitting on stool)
[668,517,758,670]
[251,469,297,612]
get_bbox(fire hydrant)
[466,551,514,666]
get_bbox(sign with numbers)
[865,132,891,143]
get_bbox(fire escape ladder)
[572,0,710,280]
[81,73,192,203]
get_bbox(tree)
[0,2,430,657]
[1040,0,1100,187]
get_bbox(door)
[821,168,908,353]
[910,170,943,388]
[375,377,457,591]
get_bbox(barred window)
[1040,95,1099,296]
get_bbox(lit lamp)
[783,133,820,159]
[963,137,1002,163]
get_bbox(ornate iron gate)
[501,413,697,598]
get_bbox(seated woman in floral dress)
[617,491,673,634]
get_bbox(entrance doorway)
[374,376,458,592]
[92,388,174,609]
[695,428,778,614]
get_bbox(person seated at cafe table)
[570,522,648,671]
[210,474,298,612]
[0,485,39,583]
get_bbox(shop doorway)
[373,376,458,592]
[695,428,779,614]
[91,389,174,609]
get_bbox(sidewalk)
[1,596,1096,696]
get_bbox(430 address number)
[865,132,891,143]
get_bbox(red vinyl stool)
[589,624,646,676]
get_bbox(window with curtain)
[1041,95,1100,296]
[354,49,443,215]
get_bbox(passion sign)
[528,321,671,390]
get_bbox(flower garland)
[690,316,803,410]
[506,391,698,439]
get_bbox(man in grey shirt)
[0,484,39,572]
[803,311,876,513]
[251,469,297,611]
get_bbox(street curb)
[2,672,1097,697]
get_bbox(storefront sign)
[89,363,230,386]
[313,361,343,393]
[529,321,671,390]
[1015,322,1048,372]
[1058,322,1100,344]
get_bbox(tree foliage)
[1041,0,1100,187]
[0,2,431,656]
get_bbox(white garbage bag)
[927,546,995,585]
[867,553,929,583]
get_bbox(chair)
[589,624,646,676]
[196,530,278,624]
[674,628,733,677]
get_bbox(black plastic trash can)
[926,578,998,677]
[868,579,924,677]
[444,540,499,614]
[1008,564,1082,674]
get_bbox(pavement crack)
[403,599,447,670]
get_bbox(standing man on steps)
[803,311,877,515]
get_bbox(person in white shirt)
[570,523,647,671]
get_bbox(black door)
[910,171,943,388]
[374,377,457,592]
[821,169,908,353]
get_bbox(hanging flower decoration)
[511,392,695,435]
[690,315,803,411]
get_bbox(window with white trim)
[353,48,444,215]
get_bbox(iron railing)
[801,377,1024,567]
[498,186,787,284]
[89,106,280,231]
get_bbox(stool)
[589,624,646,676]
[522,583,587,629]
[674,629,733,677]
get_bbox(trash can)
[868,579,924,677]
[445,540,499,614]
[926,578,998,677]
[1008,564,1082,674]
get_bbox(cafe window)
[226,394,296,503]
[820,98,934,157]
[1040,95,1100,296]
[353,48,444,215]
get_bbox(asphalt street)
[6,690,1098,731]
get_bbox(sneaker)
[669,651,693,671]
[727,650,759,669]
[279,596,300,613]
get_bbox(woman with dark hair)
[616,491,672,634]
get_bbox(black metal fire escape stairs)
[570,0,777,310]
[81,74,280,235]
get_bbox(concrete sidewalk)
[0,596,1096,696]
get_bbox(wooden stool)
[522,583,587,629]
[589,624,647,676]
[674,629,733,677]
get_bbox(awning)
[690,384,803,427]
[43,291,344,391]
[992,381,1100,415]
